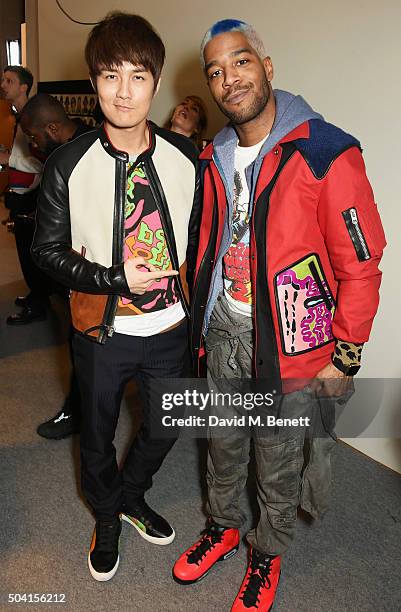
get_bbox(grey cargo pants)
[205,294,334,556]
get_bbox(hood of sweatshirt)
[211,89,324,203]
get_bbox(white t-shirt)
[9,125,42,194]
[223,134,269,317]
[114,300,185,336]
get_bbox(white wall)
[29,0,401,472]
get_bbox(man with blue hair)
[173,19,385,611]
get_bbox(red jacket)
[191,120,386,386]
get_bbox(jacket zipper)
[98,156,127,343]
[190,175,219,368]
[342,206,371,262]
[98,296,119,342]
[145,159,190,318]
[252,143,297,383]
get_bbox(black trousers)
[5,190,55,311]
[63,327,81,417]
[72,321,189,520]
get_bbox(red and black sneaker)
[231,547,281,611]
[173,522,240,584]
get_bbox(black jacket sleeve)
[31,153,131,297]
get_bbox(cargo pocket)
[300,434,337,519]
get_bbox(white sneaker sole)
[88,553,119,581]
[121,513,175,545]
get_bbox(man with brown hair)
[32,12,200,581]
[1,65,51,324]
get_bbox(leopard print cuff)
[333,340,363,370]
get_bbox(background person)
[167,95,208,149]
[0,65,51,325]
[20,92,94,440]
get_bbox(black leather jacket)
[32,122,201,343]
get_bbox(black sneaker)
[122,500,175,545]
[37,408,80,440]
[88,517,122,581]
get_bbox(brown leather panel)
[70,291,108,338]
[179,261,189,303]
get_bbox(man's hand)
[124,256,178,295]
[308,361,353,398]
[0,150,10,165]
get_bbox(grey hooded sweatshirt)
[203,89,323,332]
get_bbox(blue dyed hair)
[200,19,266,69]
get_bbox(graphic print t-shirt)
[223,135,269,317]
[114,159,184,336]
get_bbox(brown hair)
[85,12,165,90]
[4,65,34,96]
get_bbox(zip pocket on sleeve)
[342,207,371,262]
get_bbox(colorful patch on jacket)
[275,254,335,355]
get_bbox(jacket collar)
[98,121,156,162]
[199,121,310,162]
[280,121,309,143]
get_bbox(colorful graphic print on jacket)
[118,162,179,314]
[275,254,335,355]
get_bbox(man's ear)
[46,122,59,137]
[263,56,274,82]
